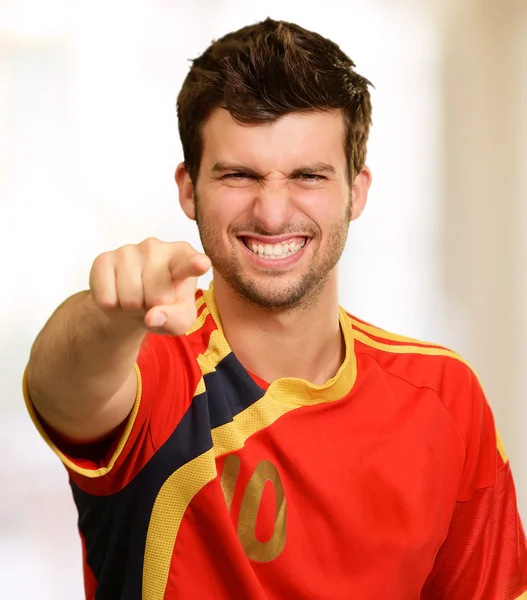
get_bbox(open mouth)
[241,236,308,260]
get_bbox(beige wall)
[440,0,527,509]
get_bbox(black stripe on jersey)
[73,351,265,600]
[205,351,266,428]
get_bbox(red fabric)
[421,460,527,599]
[80,531,98,600]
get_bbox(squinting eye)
[297,174,325,182]
[222,173,252,180]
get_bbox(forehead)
[200,109,347,173]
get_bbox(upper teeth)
[248,239,306,259]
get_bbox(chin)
[228,275,321,310]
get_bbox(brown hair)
[177,18,373,183]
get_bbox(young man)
[24,18,527,600]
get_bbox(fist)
[89,238,211,335]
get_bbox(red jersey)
[24,286,527,599]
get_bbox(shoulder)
[345,311,486,449]
[345,311,502,496]
[346,311,477,397]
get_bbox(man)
[24,17,527,600]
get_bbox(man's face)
[180,109,367,309]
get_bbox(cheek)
[296,190,345,227]
[198,189,253,242]
[208,188,257,225]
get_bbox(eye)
[222,173,253,180]
[296,174,326,183]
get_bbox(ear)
[350,165,372,221]
[175,162,196,220]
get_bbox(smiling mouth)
[241,236,308,259]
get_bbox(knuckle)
[89,284,116,311]
[96,295,117,311]
[91,251,112,273]
[114,245,143,276]
[120,298,144,313]
[116,243,138,259]
[174,240,193,255]
[140,237,161,254]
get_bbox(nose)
[251,182,295,233]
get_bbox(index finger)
[168,246,211,282]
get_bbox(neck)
[212,273,344,385]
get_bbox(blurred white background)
[1,0,526,597]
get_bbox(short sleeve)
[421,369,527,599]
[24,332,203,495]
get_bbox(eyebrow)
[211,161,337,177]
[290,162,336,177]
[211,162,259,176]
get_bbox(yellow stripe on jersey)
[496,429,508,463]
[353,327,471,368]
[196,329,232,376]
[22,363,143,478]
[195,293,206,311]
[142,448,217,600]
[194,376,206,396]
[351,317,440,348]
[515,591,527,600]
[186,306,210,335]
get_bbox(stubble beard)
[195,195,351,312]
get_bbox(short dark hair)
[177,18,373,183]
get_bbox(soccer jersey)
[24,285,527,599]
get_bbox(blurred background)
[1,0,526,597]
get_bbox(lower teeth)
[252,248,301,259]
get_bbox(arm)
[25,238,211,444]
[26,290,145,442]
[421,367,527,600]
[421,451,527,600]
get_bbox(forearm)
[26,290,146,425]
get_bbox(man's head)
[175,18,373,310]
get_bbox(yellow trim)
[22,363,143,478]
[196,329,232,376]
[202,283,224,334]
[201,284,357,403]
[194,377,206,396]
[142,448,217,600]
[353,328,470,367]
[186,307,210,336]
[351,317,439,347]
[496,429,508,463]
[195,294,206,311]
[514,592,527,600]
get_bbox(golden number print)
[220,454,241,511]
[220,457,287,563]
